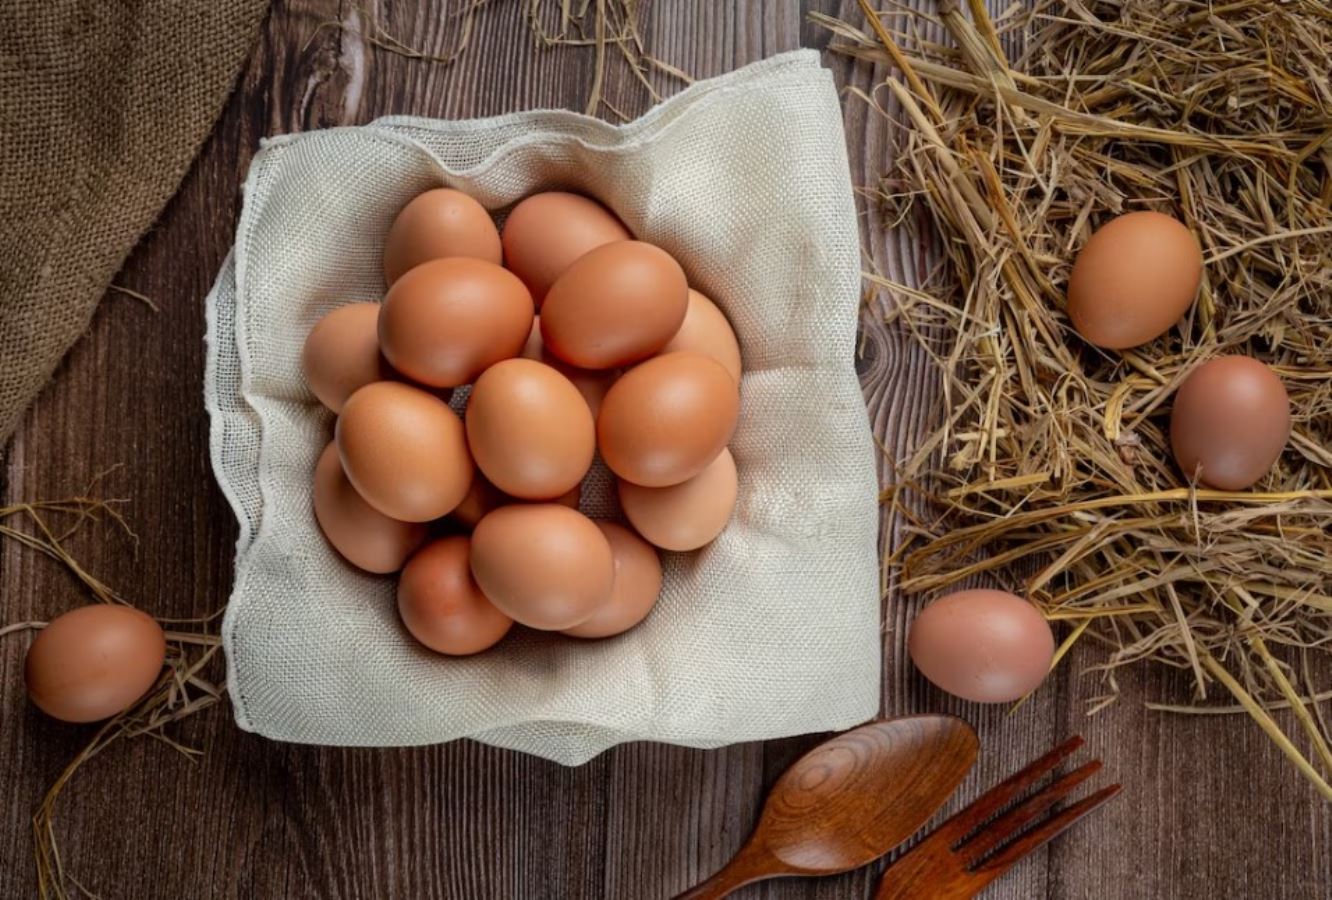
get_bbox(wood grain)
[1,1,1329,897]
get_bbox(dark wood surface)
[1,1,1328,897]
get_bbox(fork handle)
[672,849,774,900]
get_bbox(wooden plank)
[0,0,1328,897]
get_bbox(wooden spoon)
[673,715,979,900]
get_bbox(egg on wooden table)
[908,589,1055,704]
[501,191,631,305]
[25,605,167,723]
[312,441,427,573]
[1067,210,1202,349]
[336,381,473,522]
[378,257,534,388]
[1169,355,1290,490]
[469,504,613,631]
[618,447,738,551]
[540,241,689,370]
[598,351,739,487]
[382,188,502,285]
[397,537,513,655]
[302,302,390,413]
[562,523,662,639]
[465,358,595,500]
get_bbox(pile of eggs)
[305,189,743,654]
[19,208,1286,723]
[909,210,1292,705]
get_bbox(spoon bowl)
[674,715,978,899]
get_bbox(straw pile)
[816,0,1332,798]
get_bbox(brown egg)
[618,448,737,551]
[562,523,662,639]
[1170,355,1290,490]
[312,442,427,573]
[908,589,1054,704]
[598,352,739,487]
[450,474,581,529]
[383,188,502,285]
[397,537,513,655]
[470,504,613,630]
[659,289,742,384]
[1067,211,1202,349]
[336,381,473,522]
[501,191,631,305]
[522,317,615,418]
[25,605,166,723]
[379,257,534,388]
[541,241,689,369]
[549,484,581,511]
[302,303,390,413]
[450,476,506,530]
[465,358,595,500]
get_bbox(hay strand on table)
[308,0,687,122]
[819,0,1332,799]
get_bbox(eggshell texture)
[379,257,534,388]
[25,605,167,723]
[465,358,595,500]
[336,381,473,522]
[618,447,737,551]
[450,475,581,529]
[312,442,427,573]
[659,289,742,384]
[397,537,513,655]
[908,589,1054,704]
[1067,211,1202,349]
[501,191,631,305]
[1170,355,1290,490]
[541,241,689,369]
[522,317,615,418]
[382,188,502,284]
[562,523,662,639]
[598,352,739,487]
[302,303,389,413]
[470,504,613,630]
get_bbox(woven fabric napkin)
[207,50,881,765]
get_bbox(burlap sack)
[208,50,881,765]
[0,1,268,446]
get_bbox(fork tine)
[974,783,1123,875]
[959,760,1103,862]
[934,735,1086,842]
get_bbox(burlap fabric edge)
[0,1,270,446]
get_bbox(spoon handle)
[671,849,774,900]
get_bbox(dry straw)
[816,0,1332,798]
[312,0,691,119]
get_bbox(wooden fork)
[875,736,1121,899]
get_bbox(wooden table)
[1,2,1328,897]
